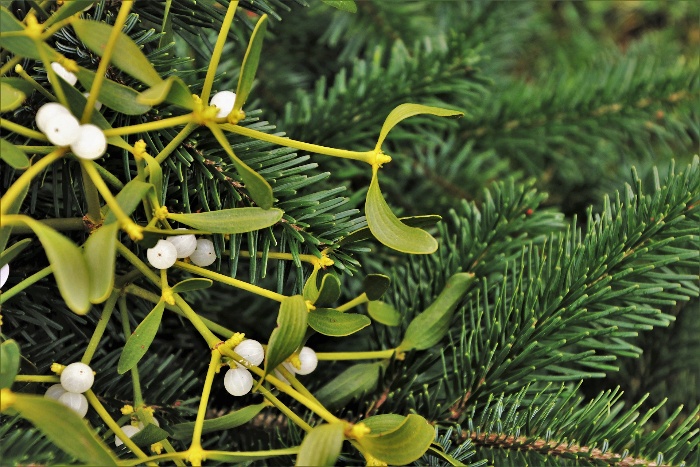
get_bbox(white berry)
[44,383,67,400]
[115,425,141,447]
[49,62,77,86]
[234,339,265,367]
[223,368,253,396]
[70,124,107,160]
[44,112,81,146]
[58,392,89,417]
[166,229,197,258]
[190,239,216,267]
[83,93,103,111]
[0,263,8,289]
[296,347,318,375]
[147,239,178,269]
[209,91,236,118]
[273,369,290,385]
[137,417,160,429]
[60,362,94,393]
[36,102,71,133]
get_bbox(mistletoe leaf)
[296,423,345,466]
[118,301,166,374]
[168,208,283,234]
[233,14,268,113]
[376,103,463,149]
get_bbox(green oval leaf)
[44,0,92,27]
[141,153,163,202]
[296,423,345,466]
[136,75,194,110]
[302,267,320,302]
[83,222,118,304]
[316,362,382,409]
[0,138,30,170]
[264,295,308,378]
[358,414,434,465]
[233,14,268,114]
[366,171,438,254]
[171,278,213,294]
[129,424,169,446]
[171,403,267,440]
[321,0,358,13]
[52,77,130,150]
[105,179,154,224]
[339,215,441,246]
[209,124,274,209]
[75,67,151,115]
[6,392,118,465]
[398,273,475,352]
[1,77,34,96]
[0,238,32,268]
[0,7,59,60]
[308,308,370,337]
[367,301,400,326]
[314,273,341,307]
[0,179,29,253]
[21,218,91,314]
[376,103,463,149]
[72,19,162,86]
[362,274,391,301]
[0,340,20,389]
[1,81,25,112]
[118,301,166,374]
[168,207,283,234]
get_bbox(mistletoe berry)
[70,124,107,160]
[147,239,178,270]
[233,339,265,367]
[35,102,70,133]
[49,62,77,86]
[223,367,253,396]
[60,362,94,393]
[189,239,216,267]
[43,384,66,401]
[0,263,8,289]
[295,347,318,375]
[166,230,197,258]
[58,392,89,418]
[43,112,81,146]
[209,91,236,118]
[115,425,141,447]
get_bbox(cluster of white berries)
[35,101,107,160]
[223,342,318,397]
[209,91,236,118]
[44,362,94,418]
[147,231,217,270]
[115,417,160,448]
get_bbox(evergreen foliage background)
[1,0,698,465]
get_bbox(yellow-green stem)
[174,261,286,302]
[118,295,144,407]
[190,350,221,450]
[1,149,64,216]
[117,452,188,466]
[35,37,68,106]
[335,293,369,313]
[13,375,59,383]
[81,292,119,364]
[315,349,397,360]
[0,118,49,142]
[154,123,196,164]
[222,123,376,163]
[200,0,239,103]
[82,0,133,122]
[0,266,51,304]
[234,250,320,264]
[14,64,55,100]
[123,284,235,337]
[85,390,154,464]
[257,385,312,432]
[103,114,193,137]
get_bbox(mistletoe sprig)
[0,1,468,465]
